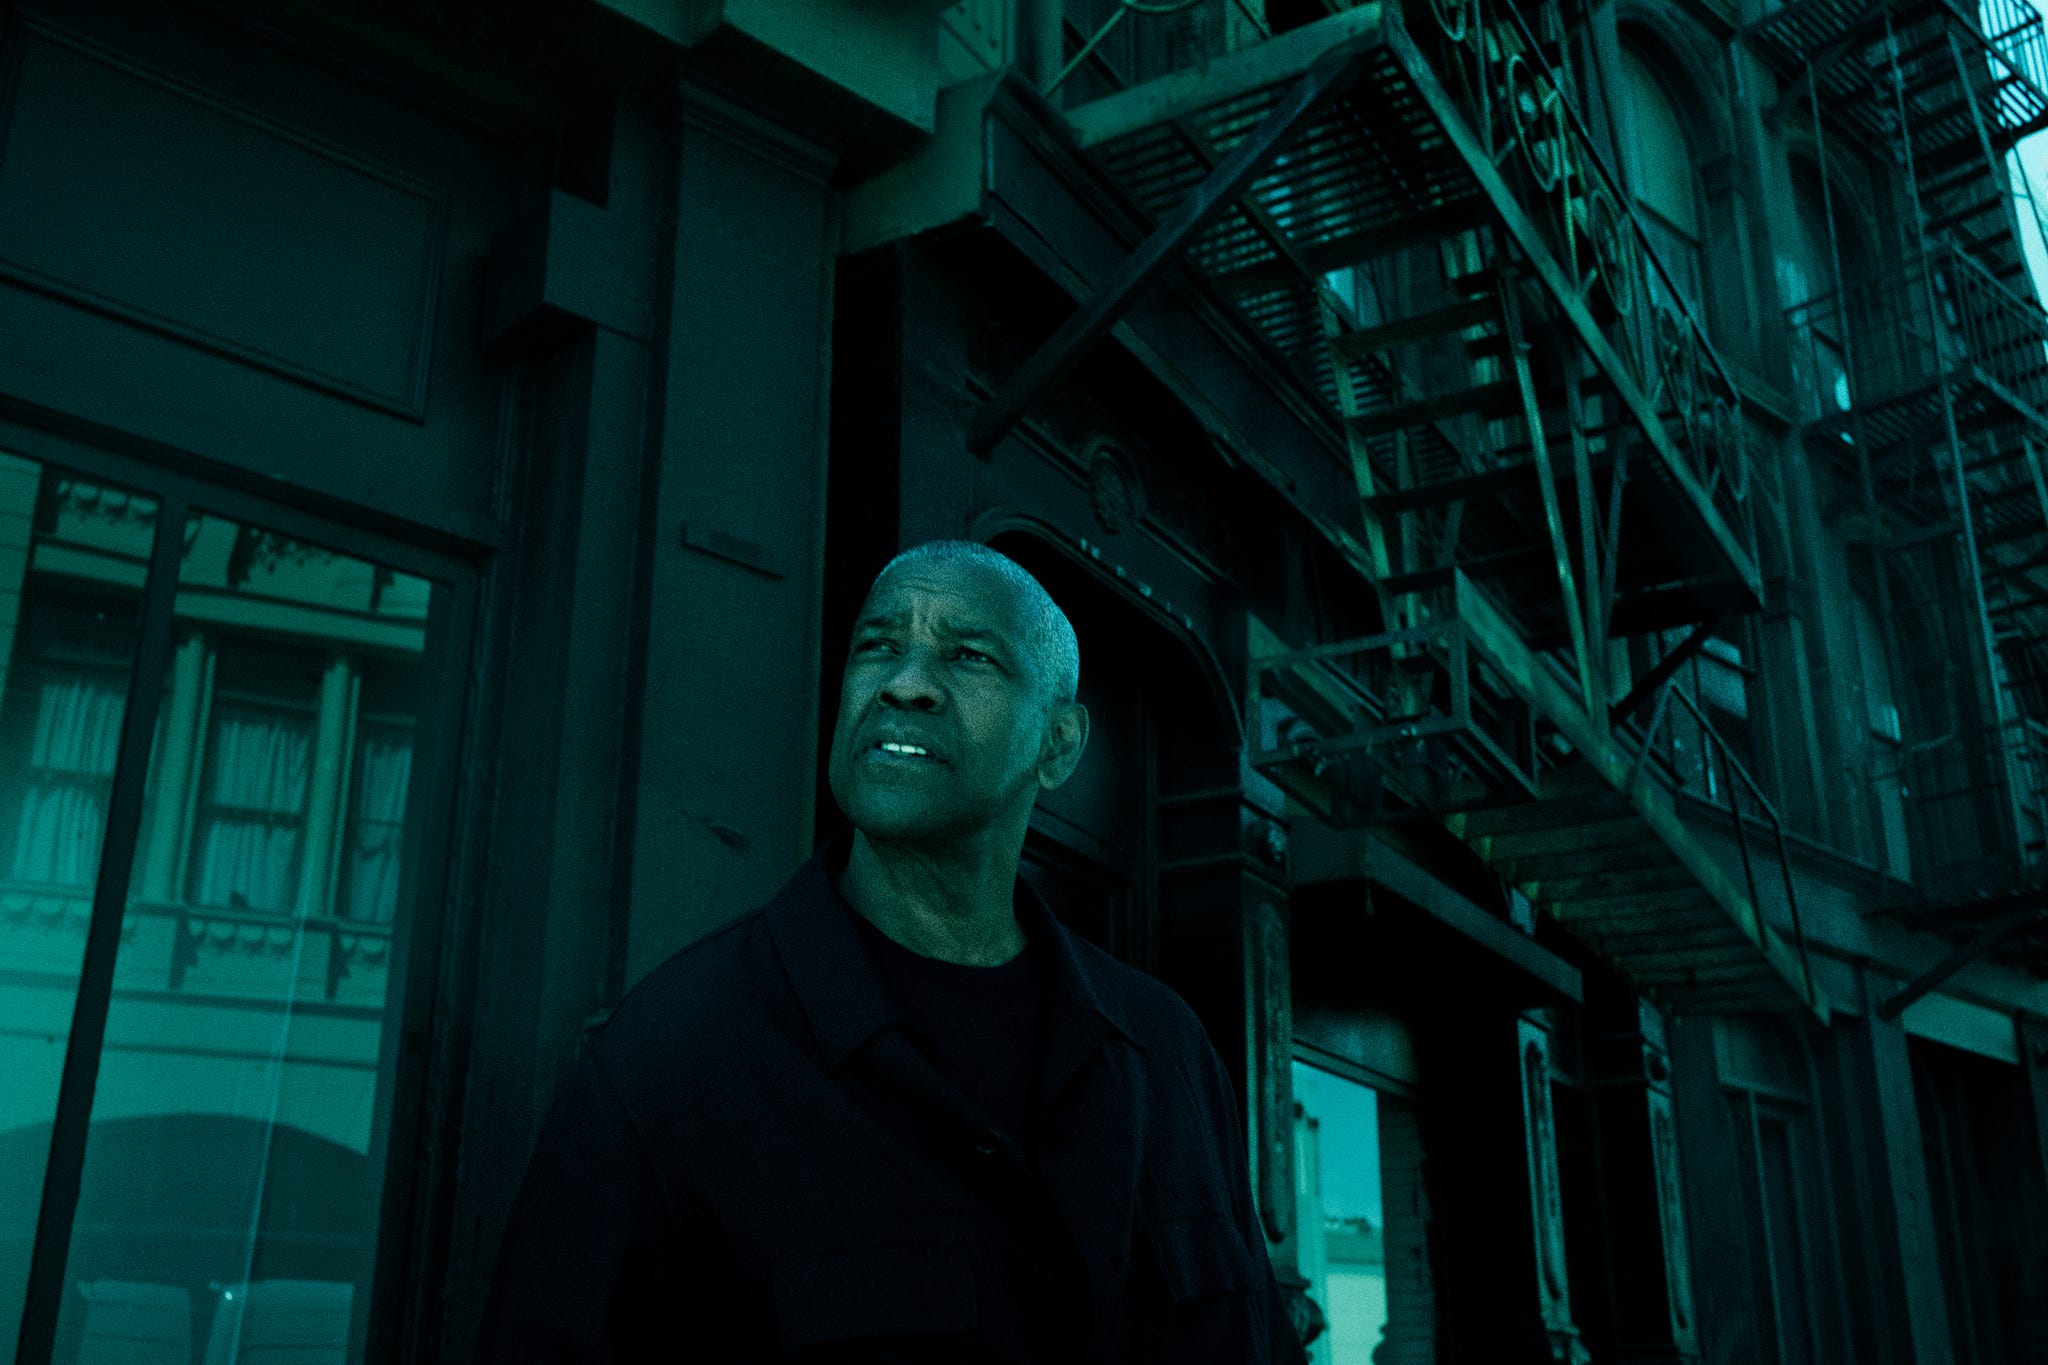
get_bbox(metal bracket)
[1879,895,2048,1019]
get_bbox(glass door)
[2,450,466,1365]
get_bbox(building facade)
[1,0,2046,1361]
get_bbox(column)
[626,79,837,982]
[295,654,356,920]
[1843,969,1954,1362]
[2016,1014,2048,1350]
[1155,745,1304,1293]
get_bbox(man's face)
[828,561,1080,847]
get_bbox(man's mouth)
[870,740,940,762]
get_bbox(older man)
[480,540,1306,1363]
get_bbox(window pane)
[0,461,159,1365]
[47,512,433,1365]
[1851,594,1902,742]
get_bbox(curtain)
[189,705,311,913]
[341,728,410,924]
[9,672,126,886]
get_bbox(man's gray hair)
[876,540,1081,706]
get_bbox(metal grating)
[1743,0,1887,69]
[1452,783,1815,1014]
[1082,39,1487,391]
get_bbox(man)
[479,539,1307,1363]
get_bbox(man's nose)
[878,648,944,708]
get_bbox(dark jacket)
[479,830,1307,1364]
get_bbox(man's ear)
[1036,701,1090,791]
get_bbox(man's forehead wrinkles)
[858,609,1017,648]
[859,585,1021,643]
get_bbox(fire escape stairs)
[973,3,1825,1014]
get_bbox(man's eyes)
[854,639,996,665]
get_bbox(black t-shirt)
[843,898,1049,1148]
[834,869,1080,1362]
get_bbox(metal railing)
[1058,0,1756,545]
[1247,613,1545,826]
[1044,0,1270,97]
[1624,677,1817,1003]
[1419,0,1756,540]
[1787,245,2048,421]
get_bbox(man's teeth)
[879,742,930,756]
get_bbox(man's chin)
[850,811,965,847]
[841,794,979,848]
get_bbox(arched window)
[1620,47,1704,317]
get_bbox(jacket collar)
[764,825,1145,1069]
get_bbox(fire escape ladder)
[1053,4,1819,1013]
[1921,26,2032,282]
[1883,20,2025,882]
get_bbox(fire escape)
[973,2,1827,1015]
[1747,0,2048,1010]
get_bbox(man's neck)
[837,828,1028,967]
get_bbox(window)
[1635,628,1757,804]
[1694,631,1758,804]
[338,662,416,926]
[3,598,133,890]
[1851,588,1912,877]
[1782,170,1857,420]
[0,458,458,1365]
[1620,48,1705,318]
[185,641,317,916]
[1055,0,1221,101]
